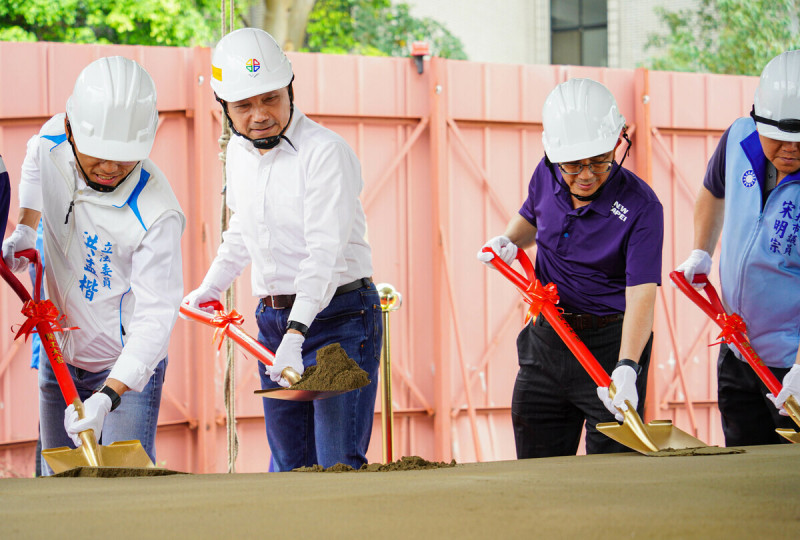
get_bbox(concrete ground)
[1,444,799,539]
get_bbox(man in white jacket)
[2,57,185,475]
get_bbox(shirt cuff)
[19,181,43,211]
[108,355,156,393]
[288,298,317,329]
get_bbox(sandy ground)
[1,444,799,539]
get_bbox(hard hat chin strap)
[65,121,137,193]
[546,131,632,203]
[217,79,296,151]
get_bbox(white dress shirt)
[205,108,373,327]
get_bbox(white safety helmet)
[211,28,293,103]
[66,56,158,161]
[753,50,800,142]
[541,78,625,163]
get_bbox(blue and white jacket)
[713,117,800,368]
[20,114,185,391]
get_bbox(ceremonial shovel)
[179,300,365,401]
[0,249,156,473]
[484,247,709,454]
[671,271,800,443]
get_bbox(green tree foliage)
[0,0,221,46]
[304,0,467,59]
[646,0,800,75]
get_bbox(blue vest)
[720,117,800,368]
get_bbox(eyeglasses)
[557,160,614,175]
[750,105,800,134]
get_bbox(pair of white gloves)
[183,284,304,387]
[477,235,638,421]
[675,249,800,416]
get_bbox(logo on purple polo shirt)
[245,58,260,76]
[742,170,757,188]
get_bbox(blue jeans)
[717,343,794,446]
[511,315,652,457]
[256,284,382,471]
[38,355,167,476]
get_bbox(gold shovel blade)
[598,418,710,455]
[42,439,155,474]
[254,388,354,401]
[776,429,800,443]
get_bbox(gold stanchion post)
[377,283,402,463]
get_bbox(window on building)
[551,0,608,67]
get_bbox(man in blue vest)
[676,50,800,446]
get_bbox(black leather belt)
[260,277,373,310]
[540,312,623,331]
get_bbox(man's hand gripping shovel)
[179,300,366,401]
[671,271,800,443]
[483,247,709,454]
[0,249,155,473]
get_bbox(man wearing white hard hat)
[478,78,664,457]
[676,50,800,446]
[183,28,381,471]
[1,56,185,475]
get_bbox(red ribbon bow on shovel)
[711,312,747,347]
[208,309,245,351]
[523,280,560,325]
[14,298,76,342]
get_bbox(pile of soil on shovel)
[293,455,458,473]
[647,446,746,457]
[289,343,370,391]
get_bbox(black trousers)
[717,343,794,446]
[511,315,652,458]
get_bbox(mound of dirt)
[289,343,370,392]
[293,455,458,473]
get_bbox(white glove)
[267,333,305,388]
[476,235,518,268]
[597,364,639,423]
[674,249,712,288]
[63,393,112,446]
[182,282,222,314]
[1,224,37,273]
[767,364,800,417]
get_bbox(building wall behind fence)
[0,42,756,475]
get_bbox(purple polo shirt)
[519,158,664,315]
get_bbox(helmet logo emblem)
[742,170,757,188]
[245,58,261,76]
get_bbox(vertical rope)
[219,0,238,474]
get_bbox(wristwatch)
[97,384,122,412]
[616,358,642,376]
[286,320,309,337]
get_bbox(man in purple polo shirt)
[478,78,664,457]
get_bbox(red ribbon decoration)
[523,279,561,325]
[14,299,77,342]
[710,312,748,347]
[208,309,245,351]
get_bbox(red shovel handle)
[0,249,79,406]
[179,301,276,366]
[669,270,782,396]
[483,247,612,387]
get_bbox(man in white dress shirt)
[183,28,382,471]
[2,57,185,475]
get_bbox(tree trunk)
[253,0,316,51]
